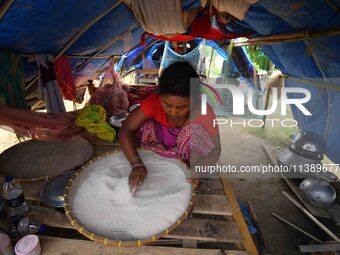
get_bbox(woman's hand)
[129,166,147,193]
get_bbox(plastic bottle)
[2,176,28,218]
[16,217,46,235]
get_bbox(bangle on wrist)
[131,163,146,169]
[130,157,142,165]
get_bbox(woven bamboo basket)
[64,149,195,247]
[0,138,93,183]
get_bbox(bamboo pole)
[0,0,14,19]
[282,191,340,242]
[55,1,122,60]
[326,0,340,12]
[231,27,340,47]
[207,48,214,82]
[75,22,138,71]
[272,213,323,244]
[282,75,340,92]
[25,76,39,91]
[22,54,122,59]
[220,177,259,255]
[233,37,314,47]
[69,55,121,59]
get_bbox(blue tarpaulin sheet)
[0,0,339,161]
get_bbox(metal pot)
[278,148,321,179]
[299,178,336,208]
[289,131,326,160]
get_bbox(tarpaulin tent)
[0,0,339,162]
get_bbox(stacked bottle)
[2,176,45,239]
[2,176,28,219]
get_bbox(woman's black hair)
[158,61,201,98]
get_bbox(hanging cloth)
[75,105,116,143]
[35,54,66,113]
[54,55,77,101]
[141,7,253,43]
[0,49,27,109]
[131,0,187,36]
[201,0,257,20]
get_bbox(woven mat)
[0,138,93,180]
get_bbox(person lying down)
[119,61,221,193]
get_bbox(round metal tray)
[41,171,75,208]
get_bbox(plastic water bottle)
[16,217,46,235]
[2,176,28,218]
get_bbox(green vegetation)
[245,46,271,71]
[203,46,224,78]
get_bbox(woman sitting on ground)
[119,61,221,193]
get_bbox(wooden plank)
[220,177,258,255]
[137,68,159,75]
[299,243,340,253]
[166,219,243,243]
[182,240,197,248]
[193,194,232,216]
[24,184,232,217]
[262,145,330,219]
[28,205,68,228]
[138,77,157,84]
[39,236,223,255]
[198,179,224,195]
[28,205,242,243]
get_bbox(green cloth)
[75,105,116,142]
[0,49,27,108]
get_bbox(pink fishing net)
[0,107,86,141]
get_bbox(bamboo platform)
[20,143,258,255]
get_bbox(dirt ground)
[0,125,338,254]
[218,125,340,255]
